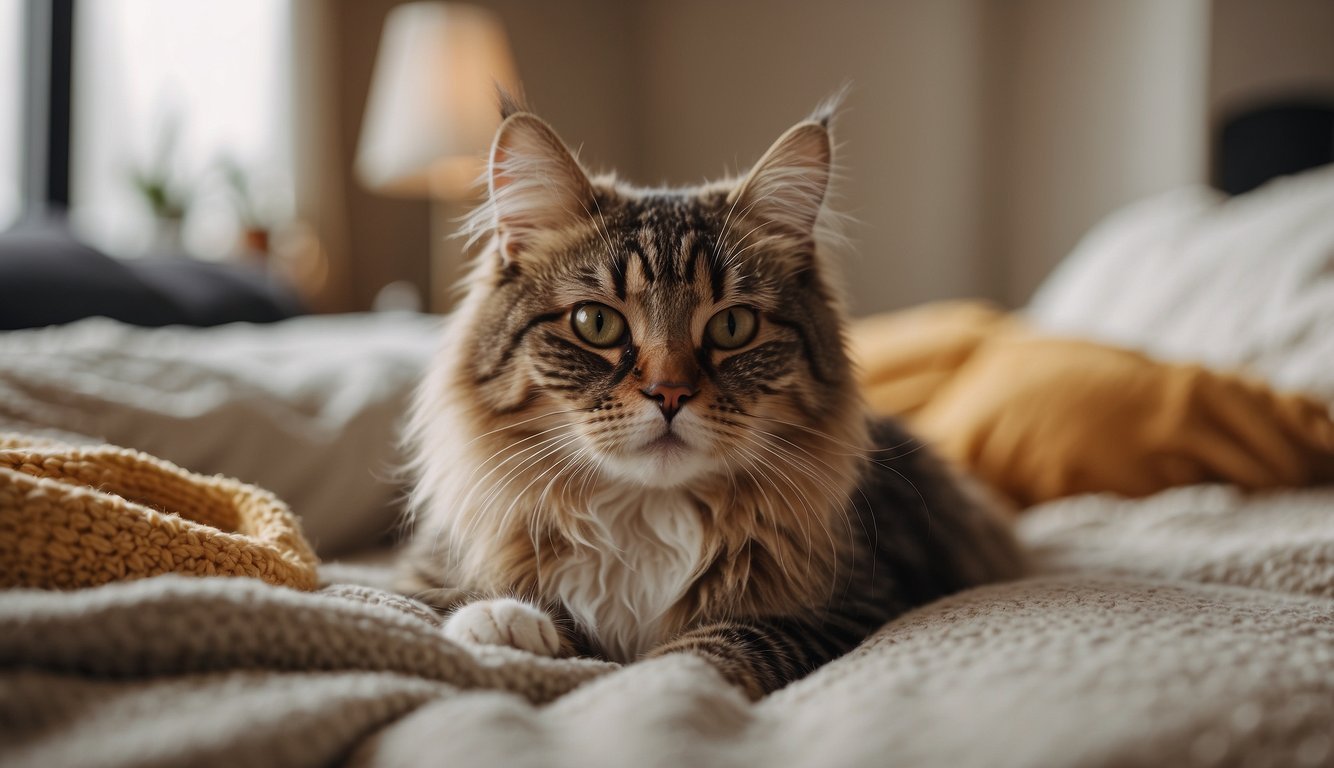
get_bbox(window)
[70,0,292,259]
[0,0,21,229]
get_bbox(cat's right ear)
[487,114,595,263]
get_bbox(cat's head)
[438,95,863,493]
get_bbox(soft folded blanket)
[4,484,1333,768]
[0,434,318,590]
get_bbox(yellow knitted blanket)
[0,434,318,591]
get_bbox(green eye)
[571,303,628,347]
[706,306,759,349]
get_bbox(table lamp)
[355,2,519,312]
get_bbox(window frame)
[20,0,75,217]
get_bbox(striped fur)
[401,95,1024,698]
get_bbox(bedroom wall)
[315,0,1327,316]
[1208,0,1334,122]
[314,0,642,312]
[631,0,1215,313]
[326,0,1003,317]
[987,0,1334,307]
[985,0,1212,307]
[633,0,995,316]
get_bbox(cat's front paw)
[442,598,562,657]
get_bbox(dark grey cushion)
[0,222,304,330]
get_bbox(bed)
[3,110,1334,767]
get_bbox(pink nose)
[643,381,695,422]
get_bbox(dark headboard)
[1216,100,1334,195]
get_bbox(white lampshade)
[355,2,519,199]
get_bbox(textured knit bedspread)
[4,484,1334,768]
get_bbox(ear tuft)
[487,113,594,262]
[729,120,833,237]
[808,83,850,129]
[496,84,529,120]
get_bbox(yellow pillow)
[851,302,1334,507]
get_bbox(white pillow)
[0,313,441,556]
[1028,163,1334,403]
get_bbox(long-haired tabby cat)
[401,91,1023,699]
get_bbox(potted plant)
[129,116,191,256]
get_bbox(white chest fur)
[550,487,705,662]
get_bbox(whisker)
[735,435,823,573]
[486,434,586,543]
[460,407,587,450]
[735,432,848,597]
[728,447,788,573]
[749,413,921,458]
[578,195,618,263]
[456,432,579,545]
[456,428,575,518]
[458,422,580,500]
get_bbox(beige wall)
[635,0,994,314]
[317,0,642,311]
[485,0,642,177]
[987,0,1212,306]
[632,0,1215,312]
[325,0,1001,315]
[316,0,1333,315]
[1209,0,1334,126]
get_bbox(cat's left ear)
[728,114,833,238]
[487,112,595,263]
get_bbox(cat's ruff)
[439,486,707,663]
[548,485,706,662]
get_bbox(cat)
[399,91,1024,699]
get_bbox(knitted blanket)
[4,483,1333,768]
[0,435,319,591]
